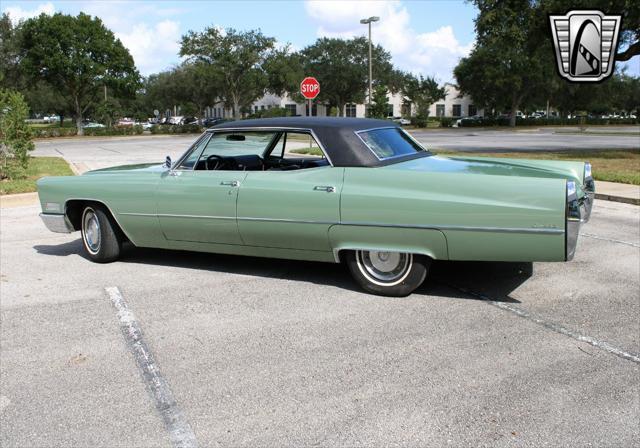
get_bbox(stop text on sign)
[300,77,320,99]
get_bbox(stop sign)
[300,77,320,99]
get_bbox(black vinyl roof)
[209,117,404,167]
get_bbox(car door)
[155,133,248,244]
[156,170,247,244]
[236,132,343,251]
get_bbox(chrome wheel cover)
[356,250,413,286]
[82,208,101,254]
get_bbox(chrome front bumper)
[40,213,75,233]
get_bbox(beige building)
[202,82,480,119]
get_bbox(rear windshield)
[357,127,426,160]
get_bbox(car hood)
[386,154,585,184]
[84,163,166,174]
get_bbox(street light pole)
[360,16,380,108]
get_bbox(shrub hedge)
[458,116,639,127]
[32,125,144,138]
[149,124,205,134]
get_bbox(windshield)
[357,127,427,161]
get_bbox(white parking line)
[580,232,640,248]
[445,284,640,364]
[105,286,198,448]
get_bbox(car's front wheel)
[81,205,122,263]
[345,250,430,297]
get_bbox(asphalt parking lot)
[1,196,638,446]
[411,126,640,152]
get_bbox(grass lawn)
[291,147,323,156]
[294,148,639,185]
[29,121,76,128]
[433,149,640,185]
[1,157,74,195]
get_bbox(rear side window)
[357,128,426,160]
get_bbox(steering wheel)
[205,154,225,171]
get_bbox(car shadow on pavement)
[34,239,532,302]
[425,260,532,303]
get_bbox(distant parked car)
[392,117,411,126]
[453,115,484,127]
[168,116,184,125]
[82,122,106,128]
[117,118,135,126]
[43,115,60,123]
[201,117,229,127]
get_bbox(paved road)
[411,126,640,152]
[31,127,640,174]
[1,199,638,446]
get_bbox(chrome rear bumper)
[40,213,75,233]
[566,190,594,261]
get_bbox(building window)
[452,104,462,117]
[345,104,357,118]
[468,104,477,116]
[305,103,318,116]
[436,104,445,117]
[386,104,394,117]
[285,104,297,116]
[260,105,265,111]
[254,106,259,113]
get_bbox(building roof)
[210,117,407,167]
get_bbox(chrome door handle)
[313,185,335,193]
[220,180,240,187]
[169,170,181,177]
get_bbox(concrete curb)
[0,192,38,208]
[595,193,640,206]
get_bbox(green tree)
[20,13,140,135]
[22,81,71,125]
[454,0,553,126]
[94,97,122,127]
[0,89,34,179]
[300,37,394,116]
[0,13,21,89]
[263,46,306,101]
[402,74,446,120]
[367,85,390,119]
[180,28,276,118]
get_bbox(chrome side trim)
[239,216,336,225]
[120,212,235,220]
[118,212,563,235]
[39,213,75,233]
[339,221,564,235]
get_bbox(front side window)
[357,127,426,161]
[199,132,278,160]
[177,134,211,169]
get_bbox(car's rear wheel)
[81,205,122,263]
[345,250,430,297]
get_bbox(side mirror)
[164,156,172,168]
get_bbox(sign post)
[300,77,320,117]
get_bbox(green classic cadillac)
[37,117,594,296]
